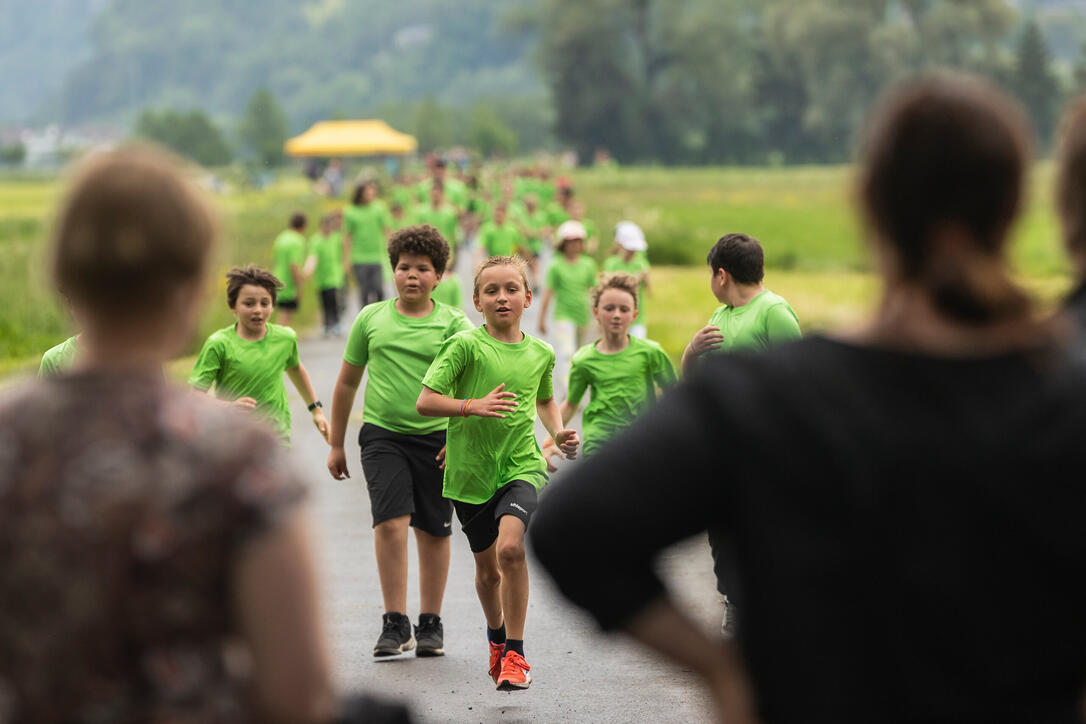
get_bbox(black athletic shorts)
[278,299,299,311]
[452,480,539,553]
[359,423,452,537]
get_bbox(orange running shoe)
[495,650,532,691]
[488,641,506,683]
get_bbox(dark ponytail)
[859,74,1032,325]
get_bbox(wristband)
[308,400,322,412]
[460,398,473,417]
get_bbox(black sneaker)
[415,613,445,657]
[721,596,738,639]
[373,612,415,657]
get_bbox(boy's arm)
[681,325,724,376]
[327,360,364,480]
[417,384,518,418]
[285,363,330,442]
[341,233,352,278]
[537,396,579,459]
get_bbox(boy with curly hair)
[327,224,473,658]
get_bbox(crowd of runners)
[35,146,802,695]
[16,71,1086,722]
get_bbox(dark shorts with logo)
[451,480,539,553]
[359,423,453,537]
[278,298,299,311]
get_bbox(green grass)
[573,164,1070,276]
[0,172,334,371]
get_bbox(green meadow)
[0,163,1074,375]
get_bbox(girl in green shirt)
[417,256,579,692]
[543,272,676,463]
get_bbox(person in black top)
[531,74,1086,724]
[1057,95,1086,329]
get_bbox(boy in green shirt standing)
[680,232,801,637]
[682,232,801,374]
[311,212,347,336]
[272,212,309,326]
[344,180,392,309]
[603,221,652,338]
[417,256,579,692]
[327,225,473,659]
[539,220,599,396]
[190,265,329,445]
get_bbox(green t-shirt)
[273,229,307,302]
[568,336,677,456]
[707,289,802,353]
[509,201,547,254]
[345,299,472,435]
[545,254,599,326]
[188,323,300,440]
[311,231,346,290]
[38,335,79,377]
[344,201,391,265]
[411,203,460,246]
[603,254,651,324]
[422,327,555,503]
[478,220,524,257]
[416,177,468,208]
[432,274,463,309]
[544,202,568,227]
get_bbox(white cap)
[555,220,587,242]
[614,221,647,251]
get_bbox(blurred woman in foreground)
[532,75,1086,723]
[0,147,334,722]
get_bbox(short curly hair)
[592,271,639,308]
[387,224,450,275]
[226,265,283,307]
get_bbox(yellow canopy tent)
[284,120,417,157]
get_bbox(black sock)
[487,624,506,645]
[504,638,524,657]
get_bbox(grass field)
[0,163,1075,374]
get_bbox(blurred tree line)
[531,0,1086,163]
[11,0,1086,167]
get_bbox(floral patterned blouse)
[0,371,306,723]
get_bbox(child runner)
[680,232,801,636]
[682,232,801,374]
[412,183,461,250]
[603,221,652,339]
[327,225,473,658]
[477,202,523,263]
[538,221,599,396]
[417,256,579,691]
[272,212,308,326]
[344,180,392,309]
[190,265,330,445]
[311,212,347,336]
[543,272,675,464]
[432,250,464,309]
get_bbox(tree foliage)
[534,0,1059,163]
[237,89,288,168]
[1013,19,1060,145]
[134,108,232,166]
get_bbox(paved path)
[284,246,721,722]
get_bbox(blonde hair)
[473,255,530,296]
[51,145,217,314]
[592,271,639,308]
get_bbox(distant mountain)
[1,0,541,130]
[0,0,107,124]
